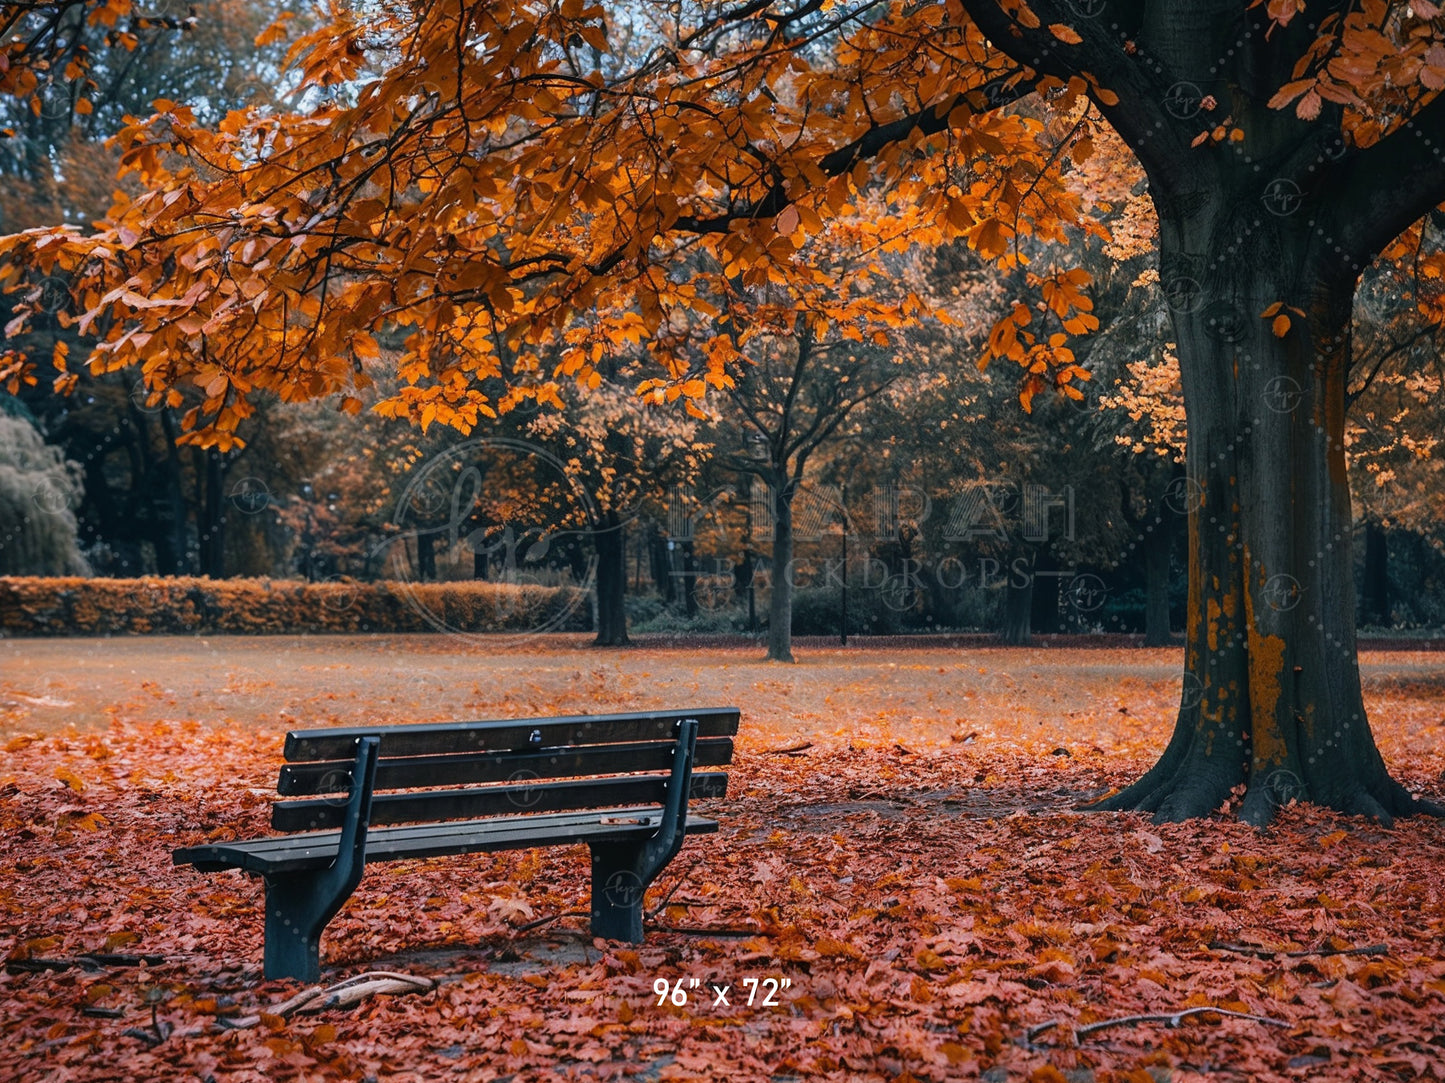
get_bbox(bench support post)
[262,736,379,981]
[588,718,698,942]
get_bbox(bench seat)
[175,807,718,875]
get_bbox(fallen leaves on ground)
[1,649,1444,1081]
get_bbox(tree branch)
[955,0,1198,198]
[669,69,1035,234]
[1329,92,1445,278]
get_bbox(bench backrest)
[271,707,739,832]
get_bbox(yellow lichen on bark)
[1243,574,1289,769]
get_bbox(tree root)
[1087,773,1237,824]
[1087,760,1443,829]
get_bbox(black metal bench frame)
[173,708,737,981]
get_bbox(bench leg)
[588,718,701,943]
[262,872,353,983]
[587,842,651,942]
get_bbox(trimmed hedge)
[0,576,590,636]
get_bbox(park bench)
[173,707,739,981]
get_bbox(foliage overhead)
[0,1,1441,452]
[0,0,1117,448]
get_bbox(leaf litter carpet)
[1,638,1443,1082]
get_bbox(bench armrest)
[642,717,698,869]
[333,735,380,884]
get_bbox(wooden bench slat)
[176,808,719,876]
[272,771,729,831]
[283,707,741,761]
[277,738,734,796]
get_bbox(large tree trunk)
[1096,214,1424,825]
[593,510,629,646]
[767,481,796,662]
[1143,507,1173,647]
[953,0,1445,826]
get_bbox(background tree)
[1,0,294,576]
[526,380,707,646]
[0,404,88,574]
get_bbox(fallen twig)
[1208,940,1389,960]
[513,910,590,934]
[647,859,703,918]
[1024,1006,1290,1047]
[6,952,166,975]
[121,1001,172,1046]
[218,971,434,1029]
[763,742,813,755]
[1077,1006,1290,1038]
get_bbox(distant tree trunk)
[157,409,190,574]
[736,548,757,632]
[593,510,629,646]
[1361,522,1389,628]
[767,481,796,662]
[681,539,698,618]
[1031,549,1062,634]
[649,525,674,603]
[199,448,226,577]
[416,532,437,581]
[999,553,1032,645]
[1144,512,1173,647]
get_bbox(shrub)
[0,576,590,636]
[788,586,903,636]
